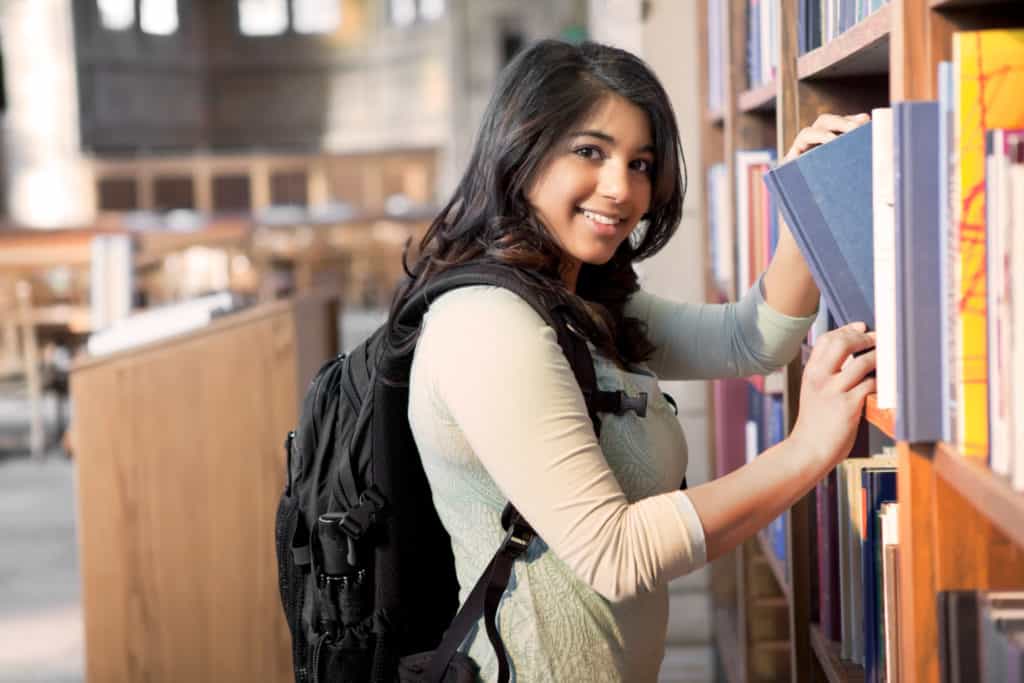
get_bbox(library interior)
[0,1,1022,682]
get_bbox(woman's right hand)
[788,322,877,467]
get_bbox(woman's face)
[526,94,654,290]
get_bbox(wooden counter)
[69,290,338,682]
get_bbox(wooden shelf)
[757,529,791,602]
[738,80,776,113]
[809,625,865,683]
[934,442,1024,550]
[864,394,895,439]
[798,4,892,80]
[714,607,743,683]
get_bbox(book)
[938,60,957,445]
[984,129,1024,478]
[764,121,875,329]
[839,452,896,665]
[1012,142,1024,492]
[871,107,896,410]
[736,149,775,294]
[816,468,841,641]
[952,29,1024,460]
[893,101,944,442]
[880,501,900,683]
[861,466,897,683]
[713,378,749,477]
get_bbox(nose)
[598,161,631,204]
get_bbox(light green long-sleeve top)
[408,280,815,682]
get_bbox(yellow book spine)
[954,29,1024,460]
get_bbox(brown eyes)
[572,146,653,175]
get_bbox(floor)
[0,387,717,683]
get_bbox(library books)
[736,149,777,296]
[835,452,896,665]
[951,29,1024,461]
[764,121,875,330]
[797,0,891,55]
[746,0,778,88]
[938,591,1024,682]
[706,150,779,308]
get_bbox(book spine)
[894,101,943,442]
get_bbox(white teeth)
[582,210,619,225]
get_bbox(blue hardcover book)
[807,0,821,51]
[894,101,944,441]
[798,0,807,55]
[938,61,955,444]
[764,121,875,329]
[861,468,897,683]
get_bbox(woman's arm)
[761,112,870,317]
[686,322,877,561]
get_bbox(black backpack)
[274,262,657,683]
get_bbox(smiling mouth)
[578,208,623,225]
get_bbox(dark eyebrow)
[568,130,655,155]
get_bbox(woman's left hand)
[783,112,870,163]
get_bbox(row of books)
[706,150,779,303]
[813,450,898,683]
[938,590,1024,682]
[797,0,890,55]
[746,0,778,89]
[712,377,788,567]
[761,28,1024,489]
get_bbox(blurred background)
[0,1,712,681]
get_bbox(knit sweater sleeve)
[625,278,817,381]
[409,286,706,602]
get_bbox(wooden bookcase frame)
[699,1,1024,681]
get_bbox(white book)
[1012,158,1024,491]
[871,108,896,410]
[880,502,901,683]
[986,130,1014,478]
[745,420,759,465]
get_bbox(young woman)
[397,40,876,682]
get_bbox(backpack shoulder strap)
[388,262,603,434]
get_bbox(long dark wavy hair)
[390,39,687,367]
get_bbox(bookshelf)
[700,1,1024,681]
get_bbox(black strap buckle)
[501,522,534,558]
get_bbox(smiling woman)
[383,39,875,683]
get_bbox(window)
[419,0,444,21]
[97,0,134,31]
[293,0,341,34]
[140,0,179,35]
[390,0,443,27]
[98,0,178,34]
[239,0,289,36]
[390,0,416,27]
